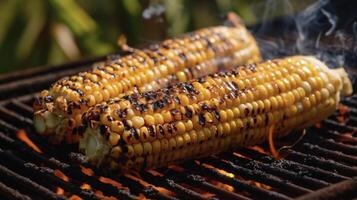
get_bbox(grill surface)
[1,19,357,199]
[0,55,356,200]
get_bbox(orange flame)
[80,166,94,176]
[268,124,280,159]
[212,181,235,192]
[338,104,349,115]
[251,181,272,190]
[201,164,235,192]
[126,174,174,197]
[249,146,269,154]
[69,195,82,200]
[99,177,125,189]
[94,191,117,200]
[56,187,65,195]
[202,163,235,178]
[155,186,173,196]
[216,168,235,178]
[137,193,148,200]
[54,170,69,181]
[80,183,91,190]
[54,170,69,195]
[16,129,42,153]
[336,104,349,123]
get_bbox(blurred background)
[0,0,315,74]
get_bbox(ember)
[99,177,125,189]
[16,129,42,153]
[80,166,94,176]
[54,170,69,195]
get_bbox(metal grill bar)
[140,171,215,200]
[0,181,31,200]
[0,57,106,101]
[287,151,357,177]
[164,169,250,200]
[299,143,357,166]
[0,132,138,200]
[183,161,292,200]
[202,157,311,197]
[296,178,357,200]
[0,163,63,200]
[0,149,100,200]
[318,138,357,155]
[238,148,349,183]
[219,153,329,189]
[119,175,179,200]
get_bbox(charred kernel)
[157,125,165,138]
[139,127,150,141]
[147,126,157,140]
[124,145,135,157]
[131,128,140,140]
[184,106,194,118]
[44,95,53,102]
[204,112,214,123]
[201,103,210,110]
[170,109,182,120]
[99,125,108,135]
[213,110,220,121]
[123,130,133,143]
[198,114,206,125]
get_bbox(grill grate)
[0,57,356,200]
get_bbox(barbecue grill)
[1,2,357,200]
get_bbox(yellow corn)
[33,19,261,144]
[79,55,352,172]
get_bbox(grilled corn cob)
[79,55,352,172]
[33,19,261,144]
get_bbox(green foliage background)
[0,0,313,74]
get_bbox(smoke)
[252,0,357,70]
[142,4,165,21]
